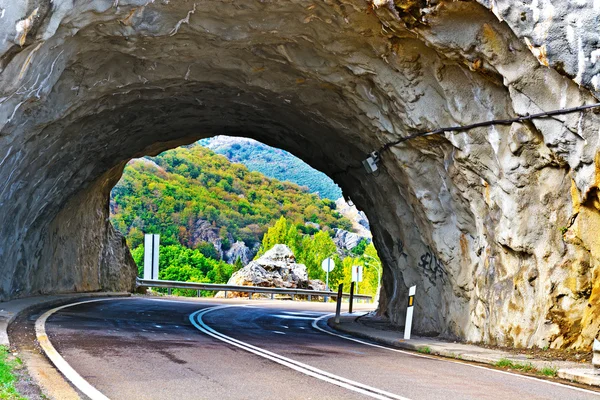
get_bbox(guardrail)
[136,278,372,302]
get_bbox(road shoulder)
[4,292,130,399]
[328,313,600,388]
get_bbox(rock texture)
[224,241,256,266]
[190,219,223,259]
[335,198,372,238]
[334,229,371,252]
[1,0,600,349]
[216,244,322,298]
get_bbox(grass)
[495,357,559,377]
[417,346,432,354]
[0,346,26,400]
[495,358,536,373]
[539,366,558,377]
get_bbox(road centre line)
[281,311,324,316]
[189,305,411,400]
[312,314,600,397]
[273,314,318,320]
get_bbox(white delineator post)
[593,339,600,369]
[404,285,416,340]
[143,234,160,280]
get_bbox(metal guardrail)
[136,279,373,301]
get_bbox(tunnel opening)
[109,135,382,300]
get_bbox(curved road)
[40,298,600,400]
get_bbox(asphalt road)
[40,297,600,400]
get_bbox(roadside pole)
[404,285,416,340]
[321,257,335,302]
[351,265,363,310]
[334,283,344,324]
[143,234,160,280]
[593,339,600,368]
[349,282,355,314]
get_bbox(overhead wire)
[331,101,600,177]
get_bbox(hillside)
[200,136,342,200]
[110,145,352,256]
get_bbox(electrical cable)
[331,101,600,177]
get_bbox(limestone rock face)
[336,198,372,237]
[217,244,318,298]
[2,0,600,349]
[224,241,255,266]
[334,229,371,252]
[190,219,223,259]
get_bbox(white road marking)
[272,331,286,335]
[190,305,411,400]
[312,314,600,397]
[35,298,128,400]
[273,314,317,320]
[281,311,324,316]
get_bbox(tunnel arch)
[2,0,600,349]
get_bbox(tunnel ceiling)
[2,0,600,350]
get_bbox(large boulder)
[216,244,321,298]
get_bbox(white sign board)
[143,234,160,280]
[351,265,363,282]
[321,258,335,272]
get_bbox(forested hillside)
[200,136,342,200]
[111,145,351,253]
[110,144,379,297]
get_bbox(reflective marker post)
[349,282,355,314]
[334,283,344,324]
[404,285,416,340]
[593,339,600,368]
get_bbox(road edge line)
[313,314,600,397]
[35,298,128,400]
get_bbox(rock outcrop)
[216,244,323,298]
[224,241,256,267]
[190,219,223,259]
[335,198,371,237]
[333,229,371,252]
[2,0,600,349]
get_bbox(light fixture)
[362,151,380,174]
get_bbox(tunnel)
[1,0,600,350]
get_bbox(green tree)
[351,238,368,256]
[196,241,219,260]
[256,216,296,257]
[298,230,337,281]
[127,227,145,249]
[233,256,244,272]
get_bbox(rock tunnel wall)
[1,0,600,349]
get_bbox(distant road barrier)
[136,278,372,302]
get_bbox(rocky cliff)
[1,0,600,349]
